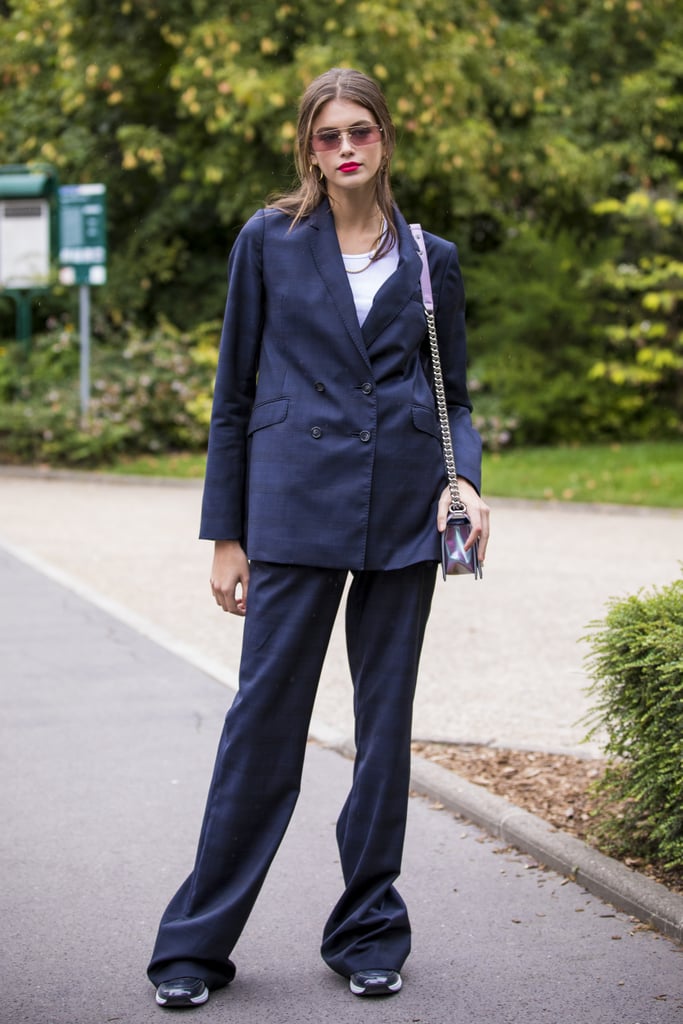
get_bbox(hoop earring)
[309,163,324,182]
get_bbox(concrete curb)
[409,755,683,945]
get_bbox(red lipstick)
[339,162,361,173]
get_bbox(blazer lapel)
[306,202,424,364]
[360,212,423,350]
[307,200,370,368]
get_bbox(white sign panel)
[0,199,50,288]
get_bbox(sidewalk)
[2,546,682,1024]
[1,469,681,754]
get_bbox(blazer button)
[361,382,373,394]
[314,381,325,392]
[311,426,322,439]
[359,430,371,443]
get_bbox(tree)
[1,0,680,445]
[583,188,683,438]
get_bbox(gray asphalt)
[1,475,682,1022]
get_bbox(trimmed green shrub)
[583,575,683,870]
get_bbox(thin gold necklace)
[344,216,385,274]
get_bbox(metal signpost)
[58,184,107,416]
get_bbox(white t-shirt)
[342,244,400,326]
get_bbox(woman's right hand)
[210,540,250,616]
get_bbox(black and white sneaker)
[349,969,402,996]
[155,977,209,1008]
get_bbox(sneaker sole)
[350,977,402,996]
[156,988,209,1007]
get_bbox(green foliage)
[467,186,683,444]
[582,188,683,439]
[0,317,219,465]
[0,0,681,450]
[2,0,679,316]
[584,577,683,869]
[467,225,607,444]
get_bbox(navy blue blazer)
[199,200,482,570]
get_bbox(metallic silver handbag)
[410,223,483,581]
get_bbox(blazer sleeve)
[430,238,483,494]
[199,212,266,540]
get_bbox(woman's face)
[309,98,385,195]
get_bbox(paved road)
[2,546,681,1024]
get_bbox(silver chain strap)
[425,308,466,515]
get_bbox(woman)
[148,67,490,1007]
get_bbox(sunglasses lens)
[313,131,342,151]
[350,126,380,146]
[311,125,382,151]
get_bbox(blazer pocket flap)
[411,404,441,440]
[248,397,289,435]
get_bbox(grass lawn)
[482,441,682,508]
[108,452,207,479]
[107,441,683,509]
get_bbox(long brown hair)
[268,68,398,258]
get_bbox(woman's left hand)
[437,478,490,564]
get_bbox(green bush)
[0,317,220,467]
[583,576,683,869]
[465,200,683,447]
[466,225,606,446]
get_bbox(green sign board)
[58,183,107,286]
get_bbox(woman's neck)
[329,190,383,255]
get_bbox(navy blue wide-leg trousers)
[147,559,437,989]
